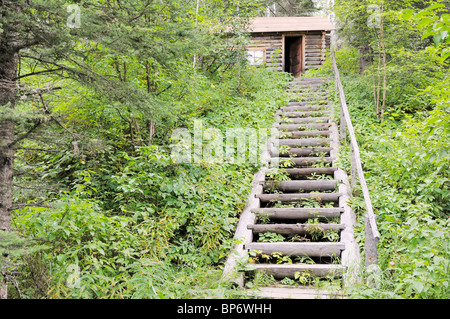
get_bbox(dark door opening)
[284,36,303,77]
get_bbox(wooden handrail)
[331,51,380,246]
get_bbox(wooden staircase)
[223,77,361,299]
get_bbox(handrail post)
[340,104,347,143]
[350,143,357,189]
[365,215,380,288]
[365,215,378,267]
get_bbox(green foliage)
[259,0,320,16]
[257,232,285,243]
[1,0,291,298]
[329,2,450,296]
[304,47,360,78]
[0,231,46,267]
[403,1,450,60]
[336,72,450,299]
[367,47,445,113]
[10,64,290,298]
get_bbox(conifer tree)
[0,0,258,298]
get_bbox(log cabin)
[245,17,335,77]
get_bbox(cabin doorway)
[284,36,303,77]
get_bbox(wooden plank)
[247,264,346,278]
[277,123,331,130]
[248,286,346,299]
[273,147,332,157]
[283,167,336,176]
[278,138,330,147]
[278,130,331,138]
[275,121,330,131]
[306,44,323,49]
[305,57,323,61]
[263,180,337,192]
[251,207,343,219]
[256,192,341,203]
[285,101,310,106]
[280,110,331,117]
[246,242,345,257]
[305,53,322,57]
[280,105,327,112]
[305,61,323,66]
[248,223,345,234]
[250,36,282,41]
[272,156,334,166]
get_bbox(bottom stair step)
[247,264,346,278]
[247,286,346,299]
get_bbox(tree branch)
[13,39,41,52]
[14,68,63,81]
[16,86,63,98]
[15,147,58,153]
[38,94,81,141]
[12,183,57,191]
[8,202,53,211]
[7,119,43,149]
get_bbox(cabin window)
[246,49,265,65]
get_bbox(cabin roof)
[248,17,335,33]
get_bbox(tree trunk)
[380,5,386,121]
[0,31,19,300]
[359,44,372,74]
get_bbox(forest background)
[0,0,448,299]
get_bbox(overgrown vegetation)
[0,0,292,298]
[307,0,450,299]
[1,0,448,300]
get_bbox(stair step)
[251,207,343,219]
[292,78,328,83]
[289,84,325,89]
[248,223,345,235]
[278,138,330,147]
[273,147,332,157]
[281,105,328,112]
[287,92,329,99]
[263,180,337,192]
[287,98,328,104]
[290,86,327,90]
[276,118,330,126]
[278,120,331,127]
[278,130,331,138]
[246,242,345,257]
[247,264,346,278]
[274,157,334,167]
[286,101,309,106]
[248,286,345,299]
[257,192,341,203]
[281,111,332,118]
[283,167,337,176]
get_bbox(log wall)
[248,31,331,73]
[248,34,283,72]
